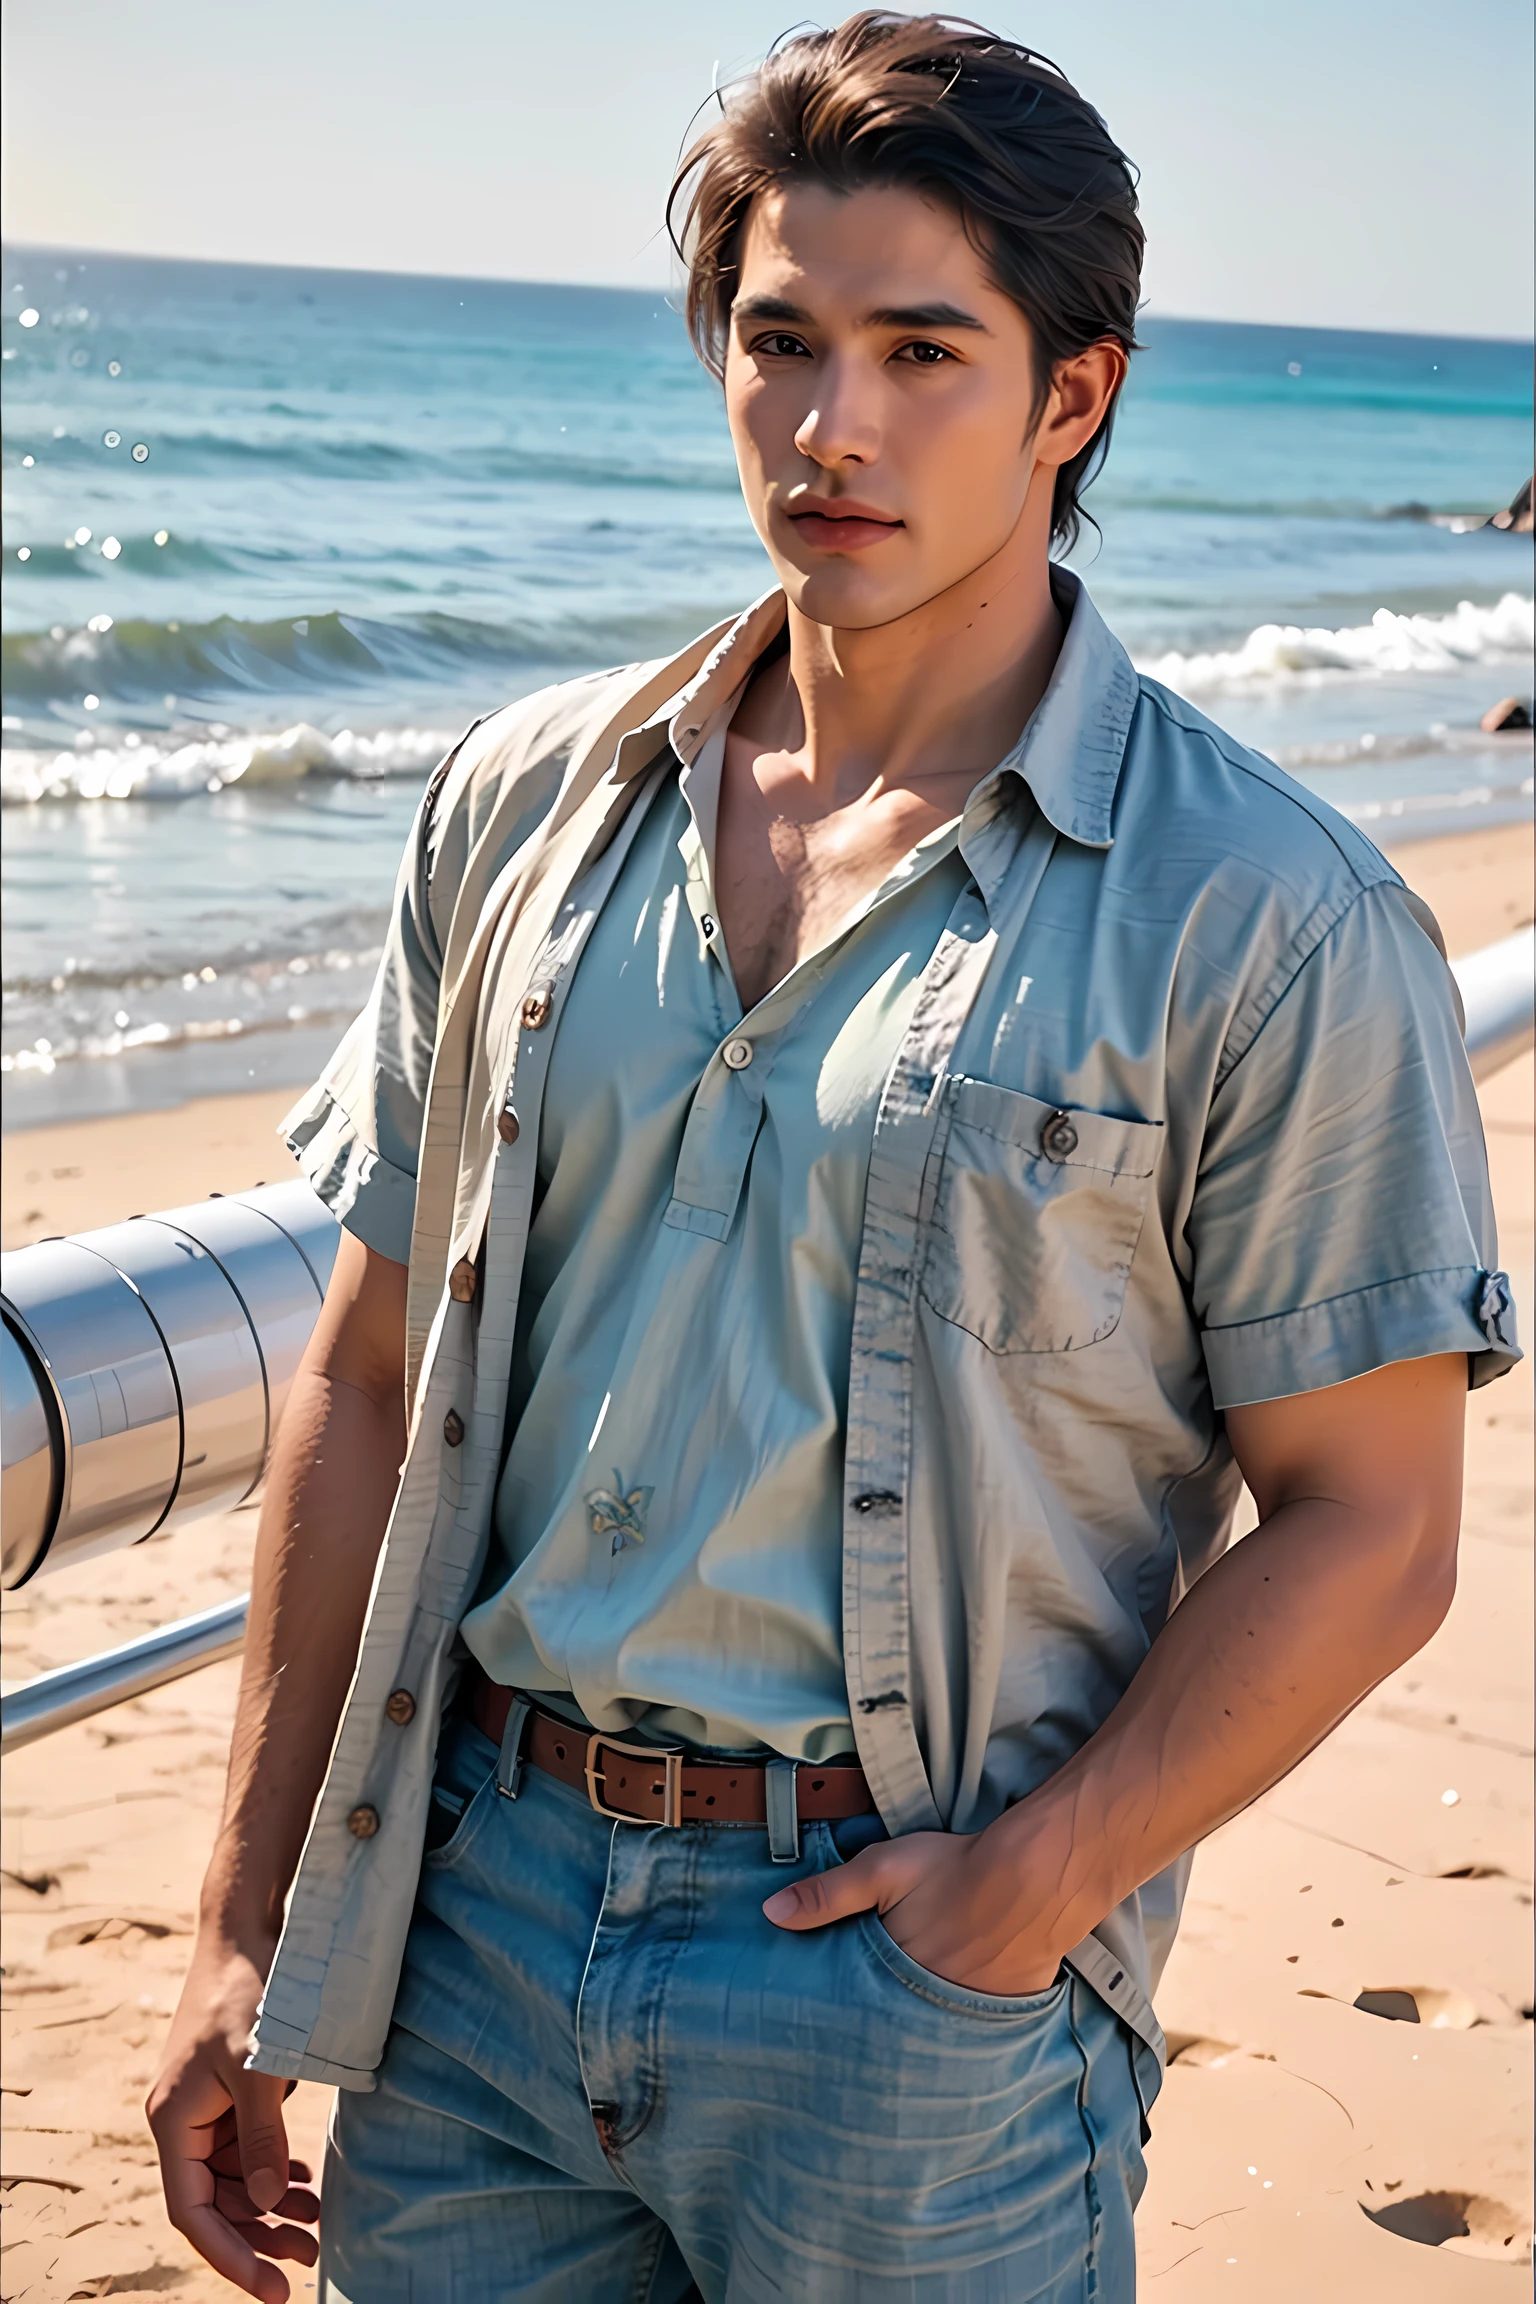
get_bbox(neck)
[762,480,1065,803]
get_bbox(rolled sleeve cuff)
[281,1082,417,1266]
[1203,1264,1521,1408]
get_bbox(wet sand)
[2,821,1531,2297]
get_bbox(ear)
[1032,338,1128,472]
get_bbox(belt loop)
[495,1695,532,1800]
[765,1757,800,1863]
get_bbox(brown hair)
[668,12,1143,551]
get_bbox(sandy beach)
[1,822,1531,2299]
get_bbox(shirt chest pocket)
[920,1078,1164,1354]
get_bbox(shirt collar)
[998,566,1139,850]
[612,567,1138,855]
[612,589,787,782]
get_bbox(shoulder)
[410,653,680,946]
[1122,674,1400,910]
[1107,677,1440,1078]
[435,658,662,848]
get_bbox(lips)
[785,502,903,553]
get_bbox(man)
[150,15,1517,2300]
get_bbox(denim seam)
[1067,1977,1106,2302]
[631,2218,672,2304]
[857,1914,1071,2023]
[420,1756,499,1875]
[574,1818,642,2191]
[630,1829,705,2155]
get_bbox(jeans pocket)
[860,1913,1072,2022]
[817,1821,1071,2024]
[421,1716,499,1873]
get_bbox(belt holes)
[705,1793,716,1806]
[729,1777,738,1787]
[811,1778,825,1791]
[554,1741,567,1760]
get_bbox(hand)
[147,1940,320,2300]
[762,1825,1065,1996]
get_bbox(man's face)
[723,181,1046,631]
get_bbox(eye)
[753,331,812,359]
[896,340,953,366]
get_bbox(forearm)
[997,1489,1456,1956]
[198,1364,405,1952]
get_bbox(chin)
[776,559,937,634]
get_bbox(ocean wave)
[0,721,455,803]
[0,600,734,715]
[4,426,737,494]
[3,936,386,1074]
[1341,777,1532,828]
[1138,593,1534,696]
[1133,380,1531,420]
[5,593,1532,806]
[0,1005,361,1078]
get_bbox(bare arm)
[148,1231,407,2302]
[765,1353,1466,1990]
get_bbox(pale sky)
[3,0,1532,338]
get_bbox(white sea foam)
[0,722,458,805]
[1137,592,1534,697]
[4,594,1531,806]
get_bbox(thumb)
[231,2070,291,2216]
[763,1844,902,1931]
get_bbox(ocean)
[3,248,1532,1127]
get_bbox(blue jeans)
[320,1714,1152,2301]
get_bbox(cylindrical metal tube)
[1453,926,1535,1082]
[0,1594,249,1755]
[1,1316,63,1587]
[0,1180,340,1589]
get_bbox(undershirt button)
[722,1038,753,1071]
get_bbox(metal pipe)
[1,1180,340,1589]
[0,920,1530,1748]
[1,1595,248,1755]
[1453,926,1535,1082]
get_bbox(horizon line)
[6,238,1534,352]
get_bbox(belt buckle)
[584,1732,684,1827]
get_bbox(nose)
[792,353,880,469]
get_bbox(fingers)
[214,2176,322,2229]
[150,2064,302,2300]
[210,2142,314,2189]
[231,2071,292,2218]
[763,1844,903,1929]
[184,2203,298,2302]
[226,2213,321,2270]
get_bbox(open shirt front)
[254,570,1517,2091]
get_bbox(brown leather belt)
[471,1673,875,1829]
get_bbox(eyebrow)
[731,293,990,335]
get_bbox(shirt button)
[722,1037,754,1071]
[1040,1109,1079,1163]
[443,1409,465,1447]
[700,914,717,939]
[520,985,553,1030]
[449,1259,478,1302]
[385,1689,416,1726]
[347,1804,380,1839]
[497,1105,520,1145]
